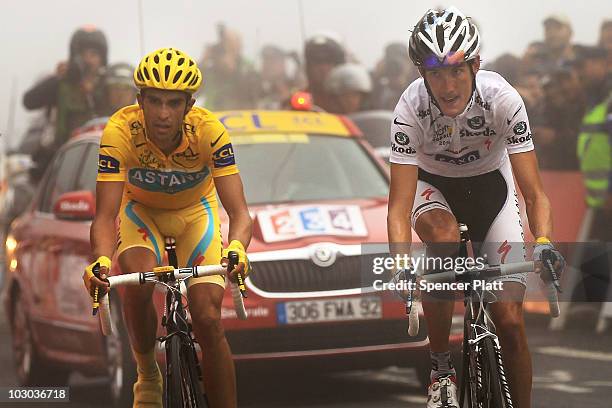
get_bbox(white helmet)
[324,63,372,95]
[408,7,480,68]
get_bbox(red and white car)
[3,111,463,406]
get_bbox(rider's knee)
[191,309,224,343]
[495,310,526,350]
[416,210,459,245]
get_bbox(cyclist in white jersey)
[387,7,565,408]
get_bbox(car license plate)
[277,296,382,324]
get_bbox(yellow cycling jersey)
[97,105,238,209]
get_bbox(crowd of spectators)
[16,16,612,176]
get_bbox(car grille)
[227,319,427,355]
[249,255,380,293]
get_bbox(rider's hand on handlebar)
[221,240,251,283]
[532,238,565,289]
[83,256,111,298]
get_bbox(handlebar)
[404,260,560,336]
[98,263,248,336]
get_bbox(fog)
[1,0,610,148]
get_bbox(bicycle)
[399,224,561,408]
[96,237,248,408]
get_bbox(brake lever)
[228,252,247,298]
[542,249,562,292]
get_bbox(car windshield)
[233,134,388,205]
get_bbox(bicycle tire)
[478,336,511,408]
[166,335,185,407]
[166,335,207,407]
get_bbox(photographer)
[23,25,108,174]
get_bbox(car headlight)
[5,235,17,254]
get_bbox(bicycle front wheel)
[478,336,512,408]
[166,335,207,408]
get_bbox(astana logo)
[128,166,210,193]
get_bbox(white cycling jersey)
[389,70,533,177]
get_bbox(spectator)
[542,14,575,67]
[23,26,107,138]
[598,20,612,78]
[574,46,612,319]
[22,25,108,175]
[102,62,137,116]
[534,67,585,170]
[572,45,610,109]
[324,63,372,114]
[256,45,300,109]
[370,42,419,110]
[198,24,259,110]
[303,31,346,112]
[484,53,522,86]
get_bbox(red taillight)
[290,92,313,111]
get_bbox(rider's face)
[137,88,194,144]
[423,61,479,118]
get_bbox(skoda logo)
[513,121,527,135]
[394,132,409,146]
[310,245,337,267]
[467,115,485,130]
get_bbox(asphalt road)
[0,308,610,408]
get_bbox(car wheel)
[105,295,137,407]
[11,290,70,386]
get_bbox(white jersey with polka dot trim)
[389,70,534,177]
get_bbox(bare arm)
[509,151,553,239]
[90,181,124,259]
[215,173,252,248]
[387,163,419,256]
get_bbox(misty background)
[1,0,610,147]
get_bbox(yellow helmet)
[134,47,202,94]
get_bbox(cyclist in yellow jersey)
[82,47,252,408]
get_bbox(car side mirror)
[53,190,96,221]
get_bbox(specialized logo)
[513,121,527,135]
[213,143,236,168]
[497,240,512,264]
[128,166,210,193]
[137,227,149,242]
[192,251,205,267]
[98,155,120,174]
[391,143,416,155]
[484,139,492,151]
[434,150,481,165]
[467,115,485,130]
[393,117,412,127]
[460,127,496,138]
[506,105,523,125]
[421,188,435,201]
[394,132,409,145]
[506,133,532,145]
